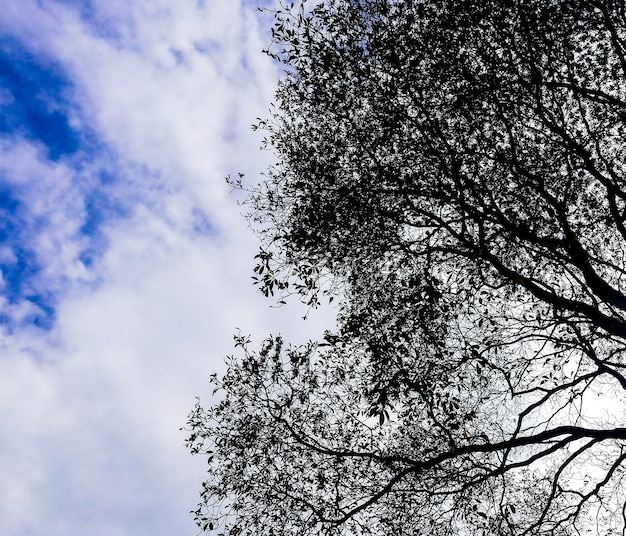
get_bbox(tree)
[186,1,626,534]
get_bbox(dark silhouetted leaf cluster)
[187,1,626,534]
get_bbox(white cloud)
[0,1,336,535]
[0,139,93,299]
[0,206,333,535]
[41,0,279,228]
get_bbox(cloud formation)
[0,2,334,535]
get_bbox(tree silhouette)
[187,1,626,534]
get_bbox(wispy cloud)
[0,1,335,535]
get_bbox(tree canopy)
[186,1,626,534]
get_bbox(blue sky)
[0,2,332,535]
[0,30,125,331]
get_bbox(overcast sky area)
[0,1,334,534]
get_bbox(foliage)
[187,1,626,534]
